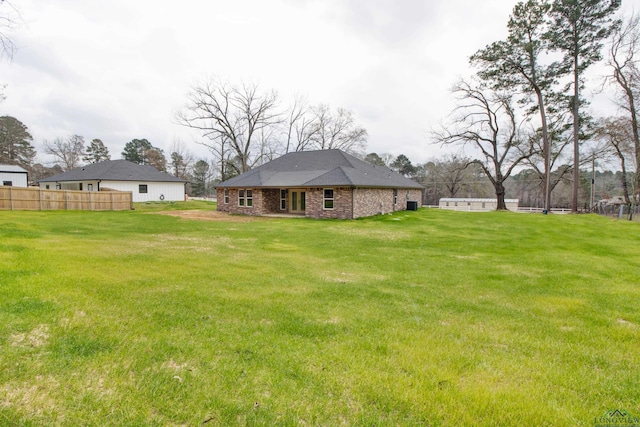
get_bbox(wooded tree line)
[366,149,633,210]
[432,0,640,217]
[0,116,217,195]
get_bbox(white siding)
[38,180,185,202]
[0,172,28,188]
[96,181,185,202]
[439,198,519,212]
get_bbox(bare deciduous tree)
[596,117,637,217]
[519,112,573,204]
[169,139,194,179]
[176,78,280,180]
[43,135,85,171]
[433,80,537,210]
[605,13,640,213]
[308,105,367,155]
[435,154,484,197]
[0,0,20,60]
[282,95,316,153]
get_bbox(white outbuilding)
[439,198,519,212]
[0,164,29,188]
[38,160,187,202]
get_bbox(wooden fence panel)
[0,187,133,211]
[0,187,11,210]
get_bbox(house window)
[88,184,93,192]
[2,181,12,186]
[482,202,486,209]
[56,184,61,190]
[393,188,398,205]
[224,189,229,204]
[238,189,253,207]
[323,188,334,210]
[46,185,50,189]
[280,189,286,210]
[79,183,83,191]
[139,184,148,194]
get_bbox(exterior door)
[290,189,306,214]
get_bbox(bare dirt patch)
[151,210,268,222]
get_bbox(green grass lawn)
[1,202,639,426]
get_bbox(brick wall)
[216,188,229,212]
[262,189,281,213]
[215,188,265,216]
[306,187,353,219]
[217,187,423,219]
[353,188,392,218]
[353,188,423,218]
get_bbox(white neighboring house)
[0,164,29,187]
[38,160,187,202]
[439,198,519,212]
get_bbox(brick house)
[216,149,424,219]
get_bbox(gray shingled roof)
[38,160,186,183]
[0,164,28,173]
[216,150,423,189]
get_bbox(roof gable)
[38,160,186,183]
[217,150,423,189]
[0,164,28,173]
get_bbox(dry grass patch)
[151,210,268,222]
[10,324,50,348]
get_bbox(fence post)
[9,187,13,210]
[39,189,42,211]
[65,191,68,211]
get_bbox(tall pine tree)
[0,116,36,168]
[471,0,556,212]
[548,0,621,211]
[84,138,111,164]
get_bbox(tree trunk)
[571,49,580,213]
[535,87,552,212]
[495,181,507,210]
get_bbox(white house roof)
[38,160,186,183]
[0,164,28,173]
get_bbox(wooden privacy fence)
[0,187,133,211]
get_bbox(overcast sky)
[2,0,640,166]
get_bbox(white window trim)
[224,189,229,204]
[280,189,286,210]
[238,189,253,208]
[323,188,334,210]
